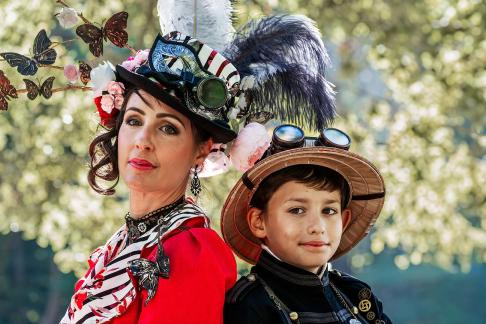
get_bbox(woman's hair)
[87,87,211,195]
[250,164,350,212]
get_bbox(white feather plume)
[157,0,234,51]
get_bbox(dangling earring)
[190,166,202,197]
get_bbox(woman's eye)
[323,208,338,215]
[125,118,141,126]
[288,207,305,215]
[160,124,178,135]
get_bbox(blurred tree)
[0,0,484,278]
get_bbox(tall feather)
[157,0,234,52]
[224,15,336,130]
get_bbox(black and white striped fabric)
[60,202,208,324]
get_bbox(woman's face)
[117,90,208,194]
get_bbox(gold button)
[246,274,256,281]
[359,299,372,312]
[289,312,299,320]
[367,311,376,320]
[358,287,371,300]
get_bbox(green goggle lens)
[196,77,228,109]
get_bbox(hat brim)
[221,147,386,264]
[116,65,236,143]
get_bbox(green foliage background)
[0,0,485,310]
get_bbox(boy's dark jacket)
[224,250,392,324]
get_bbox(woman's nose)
[135,128,154,151]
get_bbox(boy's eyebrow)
[285,198,340,204]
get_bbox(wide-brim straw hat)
[221,146,386,264]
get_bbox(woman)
[61,32,241,323]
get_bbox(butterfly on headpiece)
[0,70,18,111]
[76,11,129,57]
[78,61,92,85]
[23,77,55,100]
[0,30,57,76]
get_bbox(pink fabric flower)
[230,122,271,172]
[64,64,79,83]
[100,95,115,113]
[120,49,149,72]
[113,94,124,110]
[107,81,125,95]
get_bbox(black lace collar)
[124,197,185,244]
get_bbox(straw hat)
[221,146,386,264]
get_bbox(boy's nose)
[308,213,326,234]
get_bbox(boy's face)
[248,181,352,274]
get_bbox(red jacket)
[68,217,236,324]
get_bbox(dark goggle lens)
[318,128,351,150]
[196,77,228,109]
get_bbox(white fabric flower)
[230,122,271,172]
[199,144,231,177]
[57,8,79,29]
[91,61,116,97]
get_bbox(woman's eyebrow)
[156,113,186,129]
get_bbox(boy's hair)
[250,164,350,212]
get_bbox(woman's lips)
[128,158,156,170]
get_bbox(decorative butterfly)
[0,29,57,76]
[0,70,18,111]
[23,77,55,100]
[78,61,92,85]
[76,12,129,57]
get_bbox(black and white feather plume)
[224,15,336,130]
[157,0,234,52]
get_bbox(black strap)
[242,172,255,190]
[352,192,385,201]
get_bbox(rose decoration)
[120,49,149,72]
[230,122,271,172]
[57,7,79,29]
[63,64,79,83]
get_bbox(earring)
[190,166,202,197]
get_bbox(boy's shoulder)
[225,273,264,304]
[225,273,284,323]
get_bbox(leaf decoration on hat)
[23,77,55,100]
[223,15,336,131]
[76,11,129,57]
[0,29,57,76]
[78,61,92,85]
[0,70,18,111]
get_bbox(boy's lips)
[128,158,156,170]
[300,241,330,247]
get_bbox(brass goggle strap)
[352,192,385,200]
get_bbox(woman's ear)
[341,209,352,231]
[247,207,267,239]
[194,138,213,167]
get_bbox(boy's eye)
[323,208,338,215]
[288,207,305,215]
[160,124,178,135]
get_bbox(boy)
[221,127,391,323]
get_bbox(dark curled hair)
[250,164,350,212]
[88,87,210,195]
